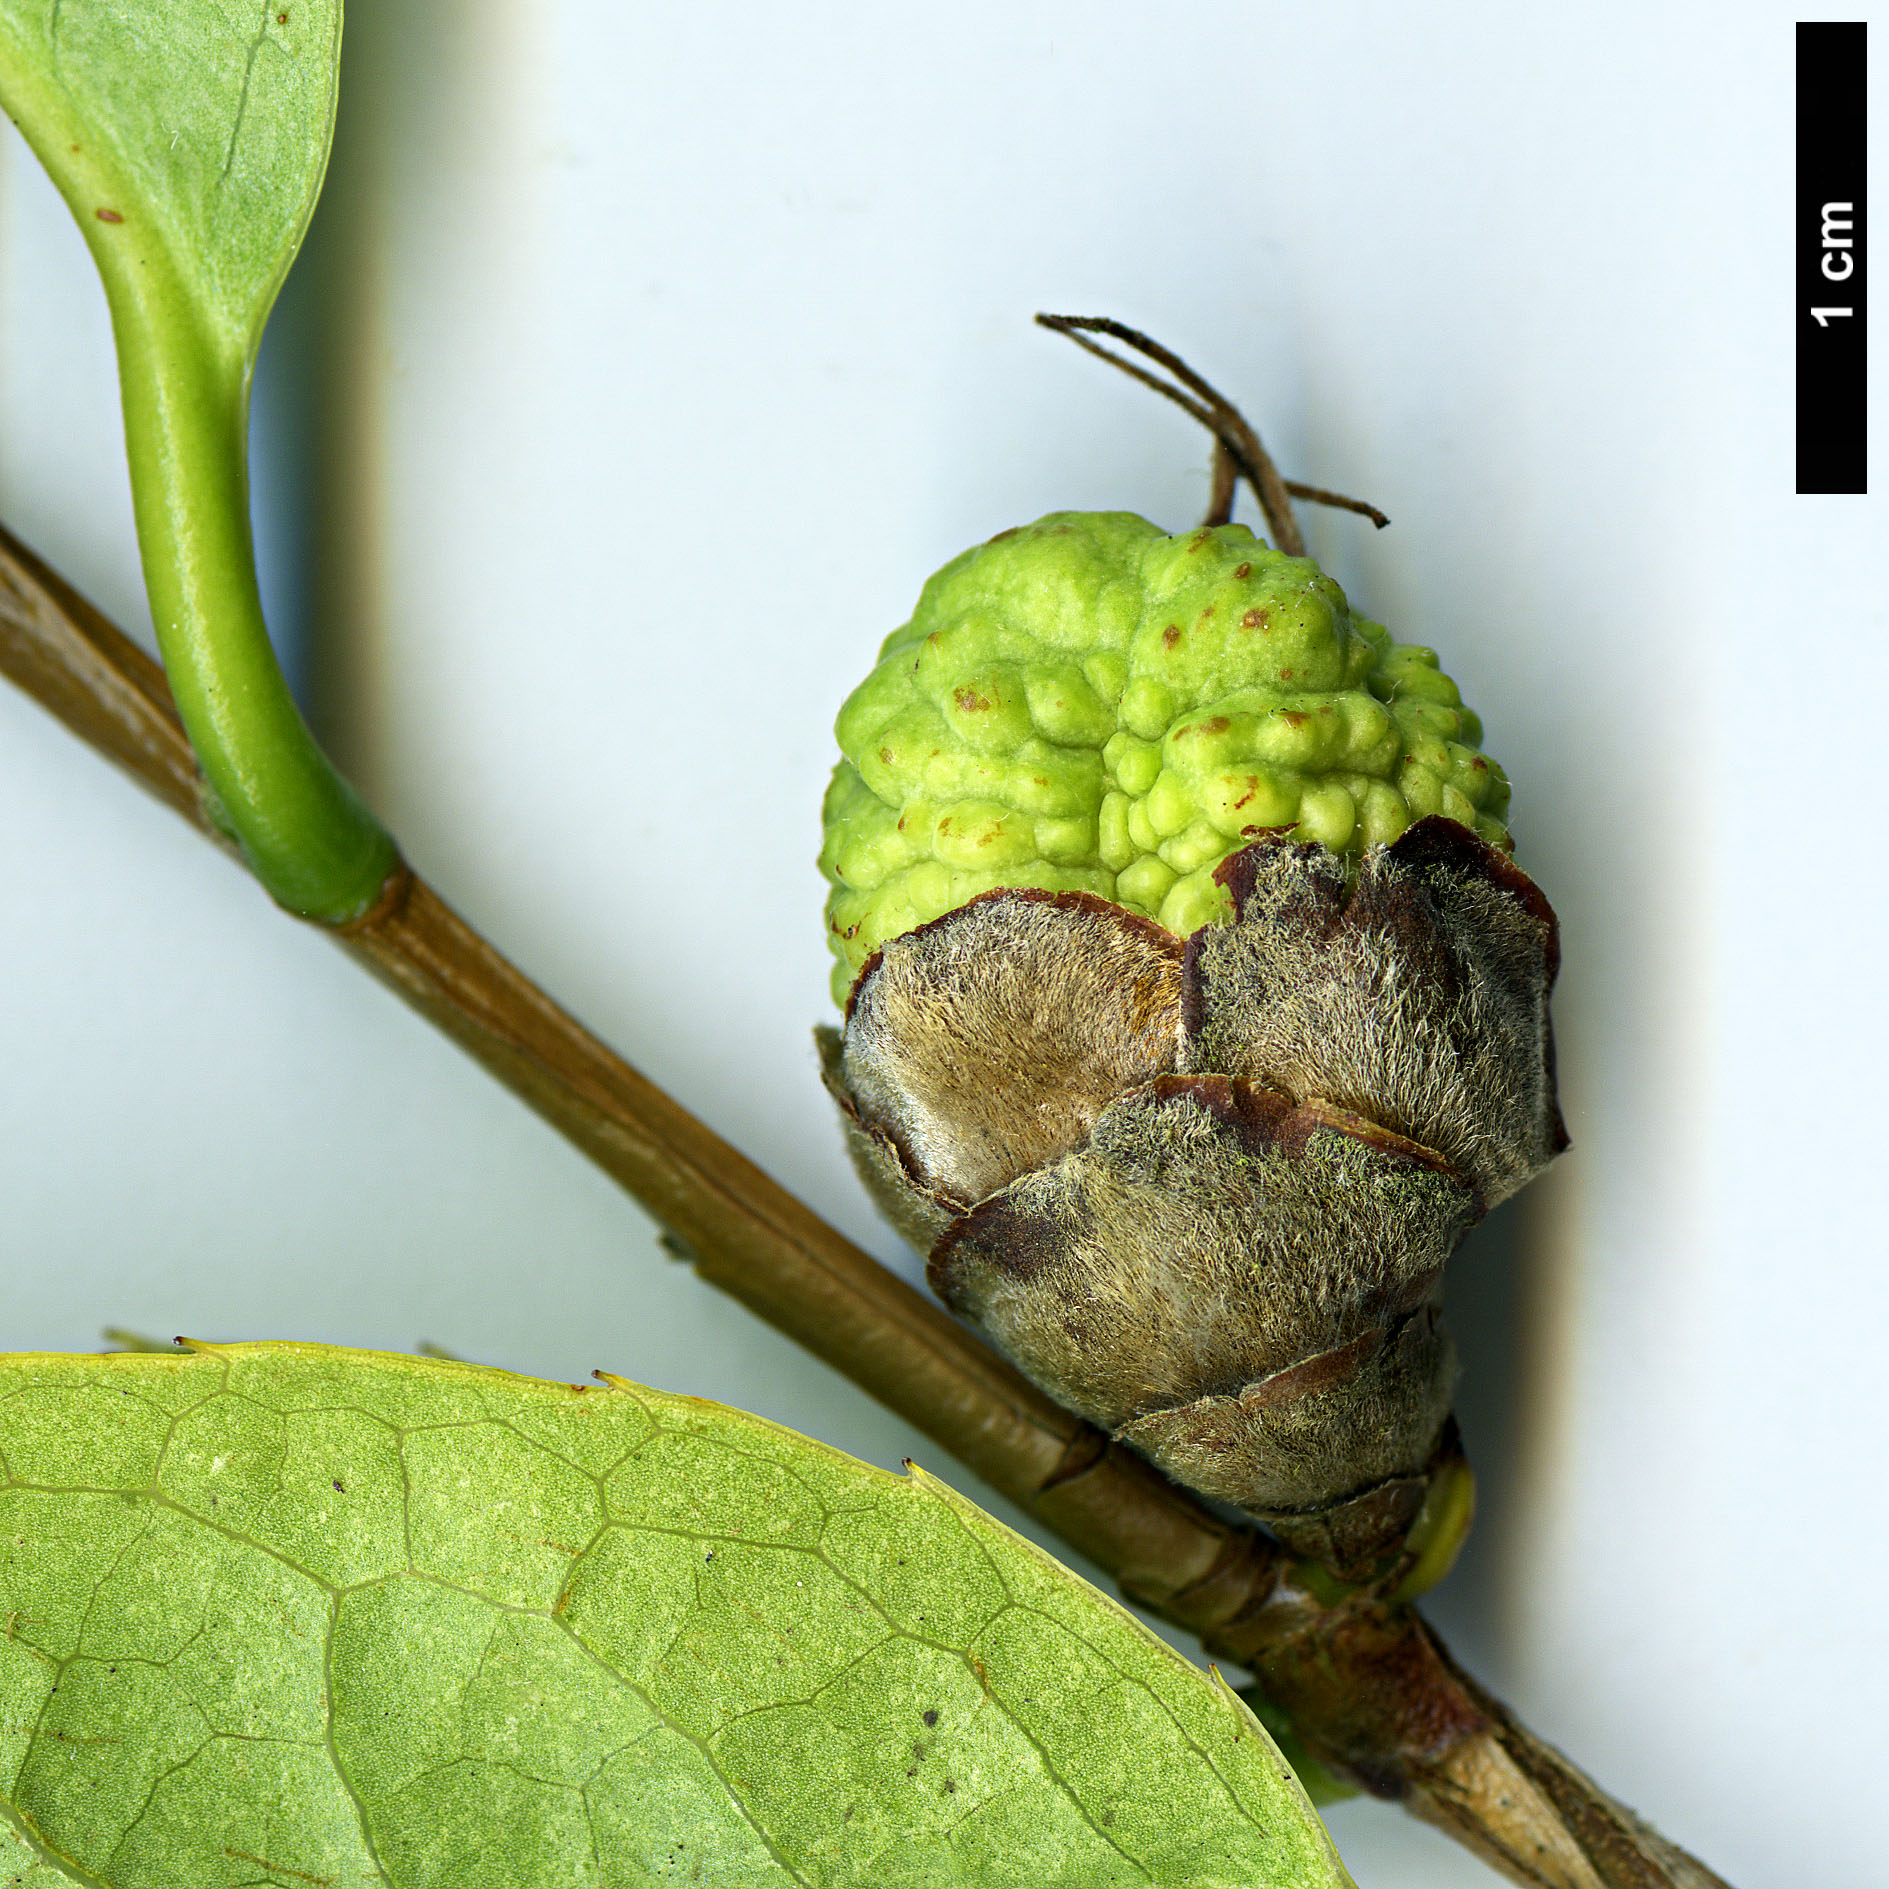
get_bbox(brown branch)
[1235,1571,1730,1889]
[0,517,1733,1889]
[0,517,1255,1598]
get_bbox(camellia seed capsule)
[819,511,1564,1579]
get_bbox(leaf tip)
[901,1461,961,1505]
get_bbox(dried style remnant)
[823,817,1564,1576]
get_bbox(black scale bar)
[1797,22,1868,494]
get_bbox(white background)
[2,5,1883,1885]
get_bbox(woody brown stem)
[1231,1571,1730,1889]
[0,516,1250,1588]
[0,518,1732,1889]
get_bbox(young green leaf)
[0,1343,1354,1888]
[0,0,396,918]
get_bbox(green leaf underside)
[0,0,399,920]
[0,1345,1351,1888]
[0,0,341,354]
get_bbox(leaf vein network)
[318,1592,393,1888]
[1006,1599,1250,1813]
[0,1791,110,1889]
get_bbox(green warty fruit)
[819,511,1509,1005]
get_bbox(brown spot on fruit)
[1234,561,1252,579]
[1280,667,1295,680]
[1280,710,1307,729]
[1196,716,1231,736]
[95,208,123,224]
[987,526,1020,543]
[1240,607,1269,632]
[923,1709,940,1727]
[879,747,894,765]
[1162,623,1182,649]
[954,688,991,714]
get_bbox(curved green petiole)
[0,0,396,920]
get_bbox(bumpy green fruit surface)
[820,512,1508,1004]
